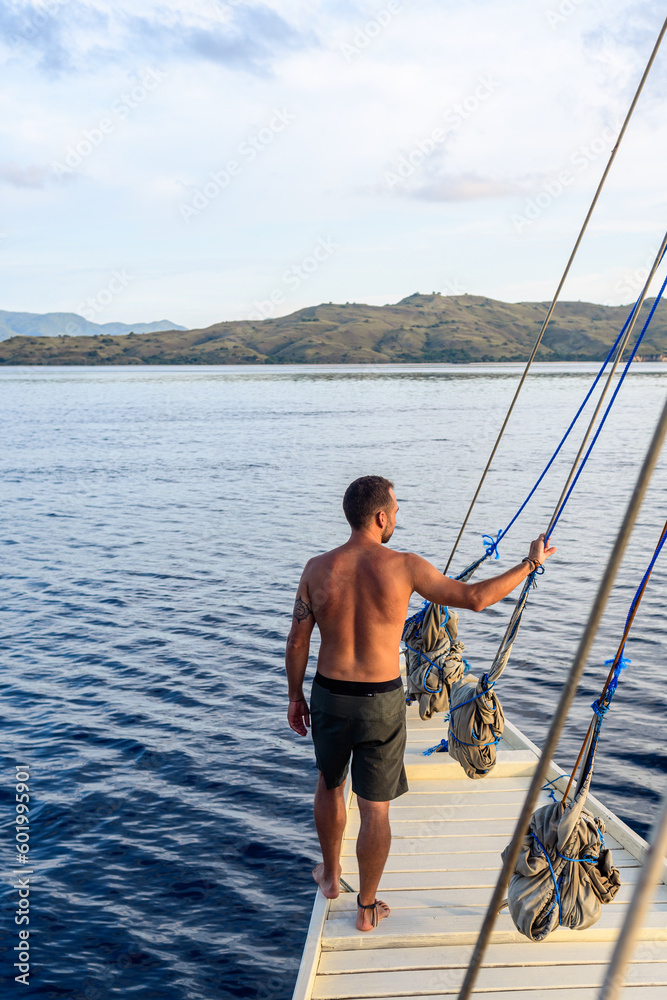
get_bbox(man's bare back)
[298,542,417,683]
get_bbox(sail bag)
[403,603,466,720]
[502,780,621,941]
[447,674,505,779]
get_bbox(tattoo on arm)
[293,597,313,622]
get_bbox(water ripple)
[0,364,666,998]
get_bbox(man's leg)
[312,771,347,899]
[355,796,391,930]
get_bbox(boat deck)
[293,704,667,999]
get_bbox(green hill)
[1,293,666,365]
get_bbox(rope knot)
[604,655,631,669]
[591,698,609,719]
[423,738,448,756]
[482,530,502,559]
[603,655,630,699]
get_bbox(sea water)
[1,363,666,999]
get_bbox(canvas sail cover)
[403,603,466,720]
[447,574,533,778]
[502,778,621,941]
[446,674,505,779]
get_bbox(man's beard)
[381,524,395,544]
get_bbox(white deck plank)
[317,940,667,975]
[340,832,624,855]
[349,801,552,821]
[345,819,522,838]
[404,777,535,795]
[405,719,446,731]
[404,747,538,779]
[340,836,522,856]
[311,961,667,998]
[338,864,649,894]
[321,908,667,951]
[341,848,640,875]
[406,735,516,753]
[363,790,551,808]
[314,991,667,1000]
[327,882,667,913]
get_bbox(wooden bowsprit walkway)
[292,699,667,999]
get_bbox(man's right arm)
[285,564,316,736]
[408,534,556,612]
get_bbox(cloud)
[123,5,308,74]
[412,173,519,202]
[0,1,110,75]
[581,4,667,103]
[1,0,664,325]
[0,162,52,188]
[0,1,310,76]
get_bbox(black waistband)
[314,672,403,696]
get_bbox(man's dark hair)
[343,475,395,530]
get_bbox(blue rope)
[530,831,563,925]
[422,685,500,754]
[460,260,666,571]
[549,270,667,540]
[403,604,455,694]
[482,530,502,559]
[448,681,496,716]
[582,527,664,787]
[403,644,444,693]
[403,602,428,635]
[591,658,630,718]
[449,728,502,749]
[530,818,608,923]
[589,523,667,725]
[540,776,607,857]
[556,849,600,864]
[542,775,571,804]
[492,293,643,551]
[403,601,448,638]
[612,524,667,670]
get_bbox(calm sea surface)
[2,363,667,999]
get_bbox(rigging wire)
[561,518,667,805]
[448,242,667,700]
[539,236,667,545]
[443,14,667,576]
[456,394,667,1000]
[454,235,667,577]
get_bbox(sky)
[1,0,666,329]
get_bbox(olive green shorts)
[310,676,408,801]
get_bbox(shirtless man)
[285,475,555,932]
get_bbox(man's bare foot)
[356,897,390,931]
[312,862,342,899]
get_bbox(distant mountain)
[1,294,666,364]
[0,310,186,342]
